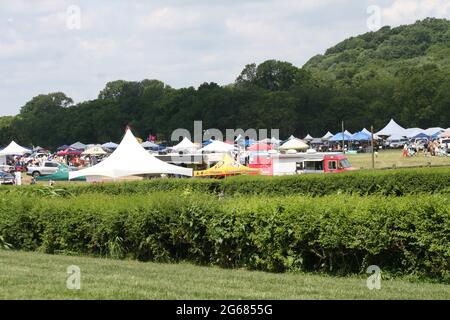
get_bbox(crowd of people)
[402,139,448,157]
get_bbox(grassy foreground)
[347,149,449,169]
[0,250,448,300]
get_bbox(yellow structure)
[194,154,260,177]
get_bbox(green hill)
[304,18,450,84]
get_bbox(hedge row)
[3,166,450,197]
[1,193,449,281]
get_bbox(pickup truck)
[27,161,75,177]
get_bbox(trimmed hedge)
[2,166,450,197]
[0,193,449,281]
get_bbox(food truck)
[248,151,353,175]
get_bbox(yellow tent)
[194,154,260,177]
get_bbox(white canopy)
[279,138,309,150]
[375,119,406,137]
[404,128,424,138]
[69,129,192,180]
[321,131,334,140]
[303,134,314,141]
[0,141,30,156]
[361,128,380,140]
[259,137,281,144]
[82,146,107,156]
[141,141,160,149]
[423,127,444,137]
[172,137,197,151]
[200,140,234,153]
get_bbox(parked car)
[0,165,15,173]
[27,161,76,177]
[0,171,15,185]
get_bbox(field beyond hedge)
[3,166,450,197]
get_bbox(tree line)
[0,18,449,149]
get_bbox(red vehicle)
[248,152,354,175]
[57,148,82,156]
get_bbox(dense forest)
[0,18,449,149]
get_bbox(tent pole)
[371,125,375,169]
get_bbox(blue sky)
[0,0,449,115]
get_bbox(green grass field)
[0,250,448,300]
[347,149,450,169]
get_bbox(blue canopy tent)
[329,132,352,142]
[244,139,256,147]
[202,139,215,146]
[351,131,371,141]
[412,132,429,139]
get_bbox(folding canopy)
[258,137,280,145]
[141,141,160,149]
[279,138,309,150]
[200,140,234,153]
[194,154,259,177]
[171,137,197,151]
[375,119,406,137]
[102,142,119,149]
[329,133,352,142]
[70,142,87,150]
[321,132,334,140]
[423,127,444,138]
[361,128,379,140]
[69,129,193,180]
[303,134,314,141]
[412,132,429,139]
[310,138,323,144]
[57,148,82,156]
[82,146,107,155]
[0,141,31,156]
[404,128,424,138]
[351,131,371,141]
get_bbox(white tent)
[424,127,444,137]
[287,135,296,140]
[279,138,309,150]
[69,129,192,180]
[375,119,406,137]
[141,141,160,149]
[0,141,30,156]
[172,137,197,151]
[82,146,107,156]
[344,130,353,136]
[404,128,424,138]
[200,140,234,153]
[303,134,314,141]
[259,137,281,145]
[321,131,334,140]
[102,142,119,149]
[361,128,380,140]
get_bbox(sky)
[0,0,449,116]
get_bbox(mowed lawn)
[0,250,449,300]
[347,149,450,170]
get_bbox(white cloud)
[382,0,450,25]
